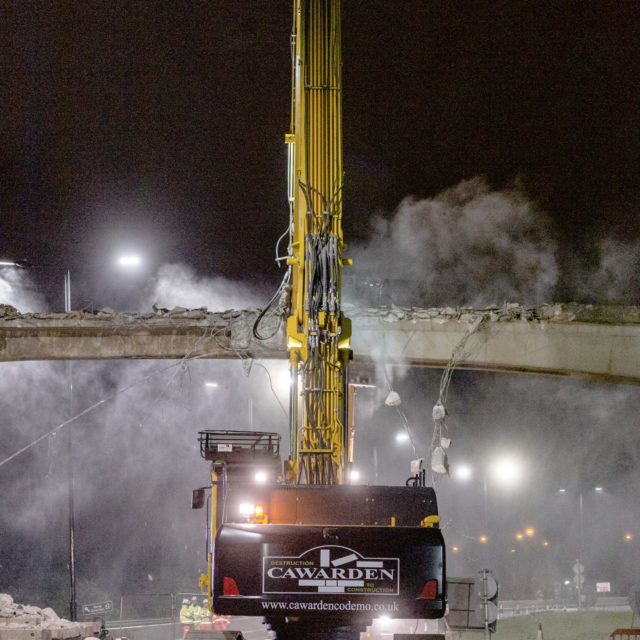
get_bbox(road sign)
[596,582,611,593]
[476,574,498,600]
[573,574,585,586]
[573,562,584,574]
[482,601,499,624]
[81,601,113,616]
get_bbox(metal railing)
[498,596,631,618]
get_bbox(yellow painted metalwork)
[200,470,218,602]
[286,0,351,485]
[421,515,441,528]
[251,505,269,524]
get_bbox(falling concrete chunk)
[384,390,402,406]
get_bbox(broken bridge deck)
[1,303,640,385]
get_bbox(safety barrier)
[609,630,640,640]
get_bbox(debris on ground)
[0,594,99,640]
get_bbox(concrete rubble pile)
[0,594,99,640]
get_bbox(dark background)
[2,2,639,304]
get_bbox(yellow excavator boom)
[285,0,352,485]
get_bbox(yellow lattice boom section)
[285,0,352,485]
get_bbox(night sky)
[2,0,640,615]
[3,1,639,304]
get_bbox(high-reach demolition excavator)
[192,2,446,639]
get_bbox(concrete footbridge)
[1,302,640,385]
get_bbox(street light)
[451,457,527,567]
[453,464,473,482]
[558,485,605,609]
[490,456,524,487]
[117,255,142,267]
[63,269,76,622]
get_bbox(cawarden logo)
[263,545,399,595]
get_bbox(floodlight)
[118,255,142,267]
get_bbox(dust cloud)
[0,267,46,312]
[348,176,640,308]
[2,196,640,610]
[0,268,287,614]
[586,238,640,304]
[147,263,266,312]
[344,178,640,600]
[348,177,559,307]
